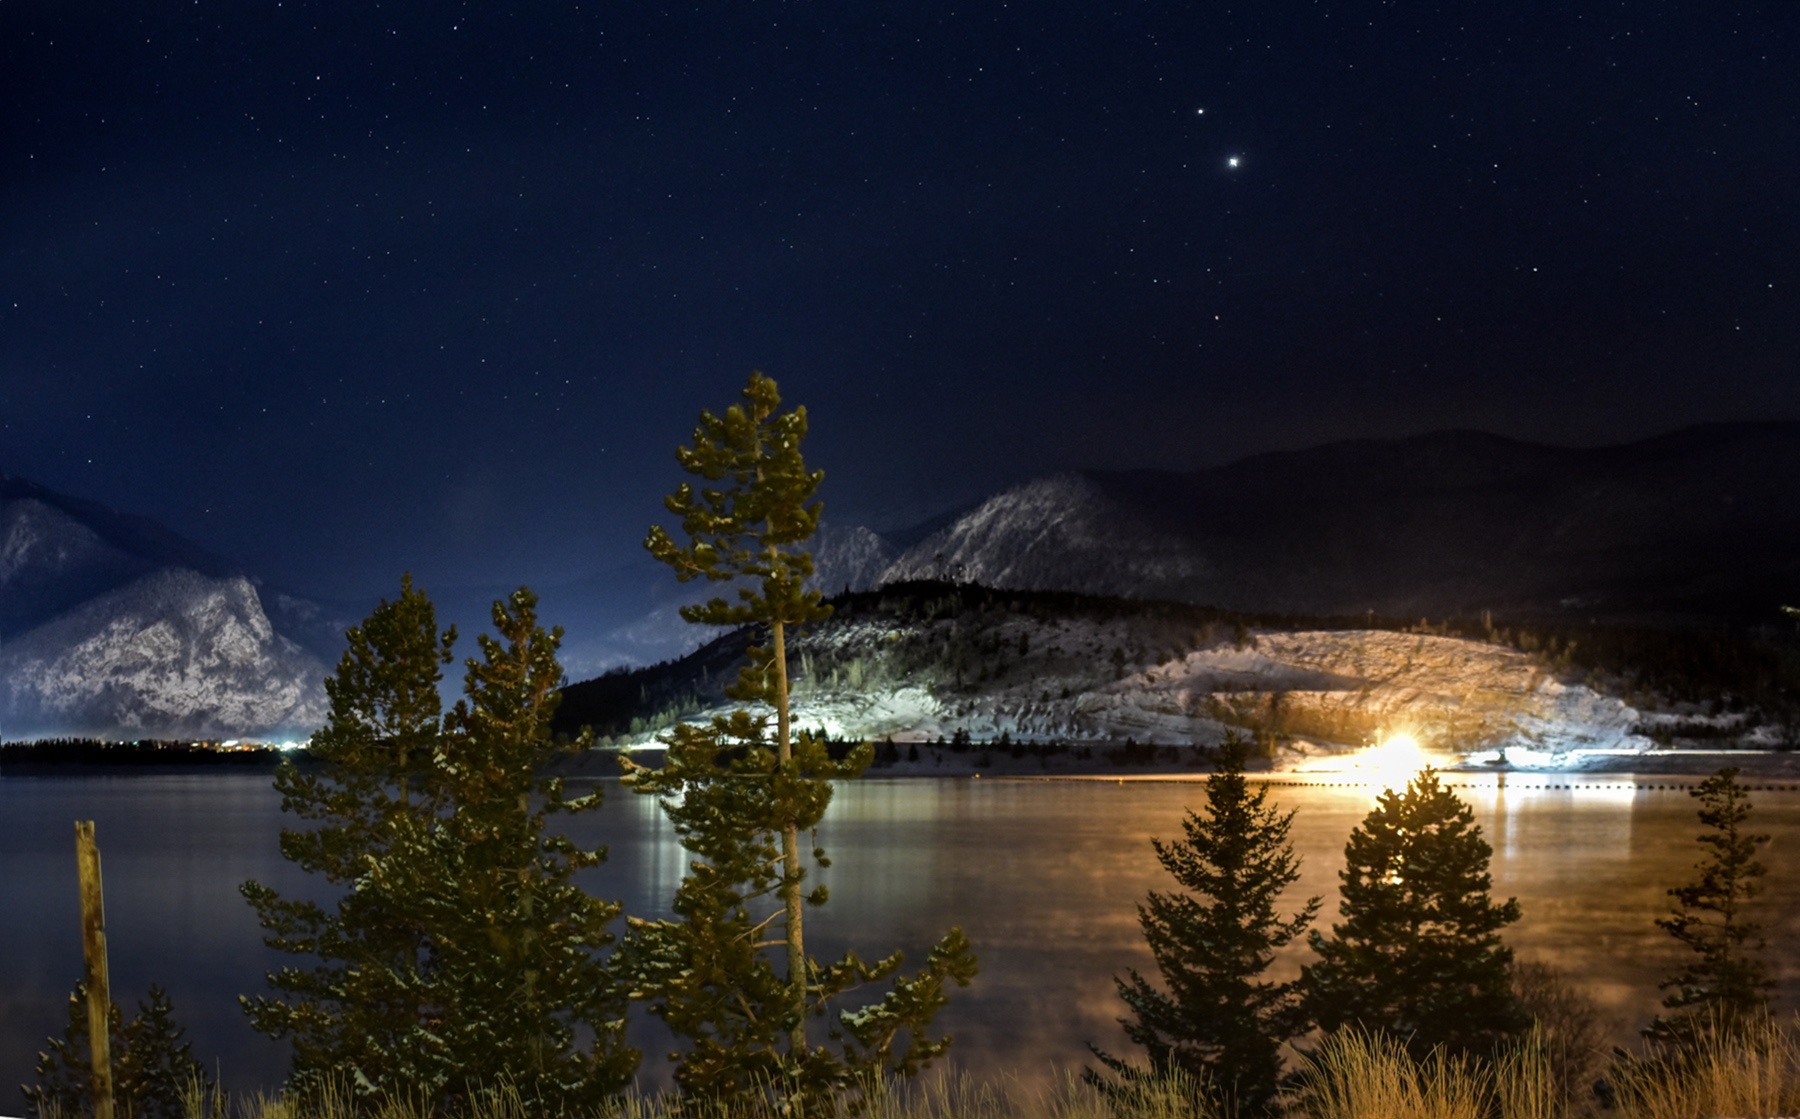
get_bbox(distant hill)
[879,422,1800,625]
[559,581,1800,764]
[569,422,1800,750]
[1,475,329,740]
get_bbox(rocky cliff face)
[1,477,329,740]
[2,496,147,634]
[809,521,897,595]
[2,568,327,739]
[570,585,1648,765]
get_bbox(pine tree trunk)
[773,618,808,1053]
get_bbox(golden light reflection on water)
[2,773,1796,1096]
[801,775,1800,1091]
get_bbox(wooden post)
[75,820,116,1119]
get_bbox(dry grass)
[1609,1015,1800,1119]
[28,1018,1795,1119]
[158,1070,1215,1119]
[1287,1030,1492,1119]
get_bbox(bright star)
[1226,156,1241,169]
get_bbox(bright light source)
[1355,731,1429,788]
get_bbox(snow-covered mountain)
[1,476,329,740]
[3,476,232,635]
[876,422,1800,625]
[879,473,1206,601]
[575,422,1800,671]
[2,569,327,739]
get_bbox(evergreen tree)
[116,985,211,1119]
[416,589,638,1113]
[1647,766,1771,1042]
[242,579,635,1112]
[25,981,122,1119]
[632,372,976,1109]
[1302,769,1527,1059]
[26,983,210,1119]
[643,369,832,1047]
[241,575,457,1093]
[1091,734,1319,1116]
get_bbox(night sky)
[4,3,1797,662]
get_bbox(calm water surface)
[2,772,1796,1097]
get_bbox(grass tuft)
[1610,1015,1800,1119]
[1289,1029,1491,1119]
[116,1016,1800,1119]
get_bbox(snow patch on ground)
[613,622,1655,772]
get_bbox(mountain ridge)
[1,477,330,739]
[876,420,1800,625]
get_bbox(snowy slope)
[1,496,148,635]
[878,475,1205,599]
[1,568,328,739]
[586,590,1647,769]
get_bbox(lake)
[2,771,1797,1100]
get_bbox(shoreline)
[588,741,1800,779]
[7,745,1798,783]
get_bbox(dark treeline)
[0,739,288,771]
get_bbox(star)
[1226,156,1242,169]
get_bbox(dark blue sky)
[4,2,1797,647]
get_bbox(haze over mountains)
[5,422,1798,740]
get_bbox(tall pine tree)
[1091,734,1319,1116]
[1647,766,1772,1042]
[242,580,636,1112]
[631,371,976,1110]
[1302,769,1527,1059]
[643,368,833,1048]
[241,575,458,1094]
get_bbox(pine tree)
[1302,768,1527,1059]
[25,983,210,1119]
[242,579,636,1112]
[116,985,211,1119]
[25,981,123,1119]
[632,371,977,1109]
[1646,766,1771,1042]
[1091,734,1319,1116]
[240,575,458,1094]
[643,369,832,1047]
[416,588,638,1113]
